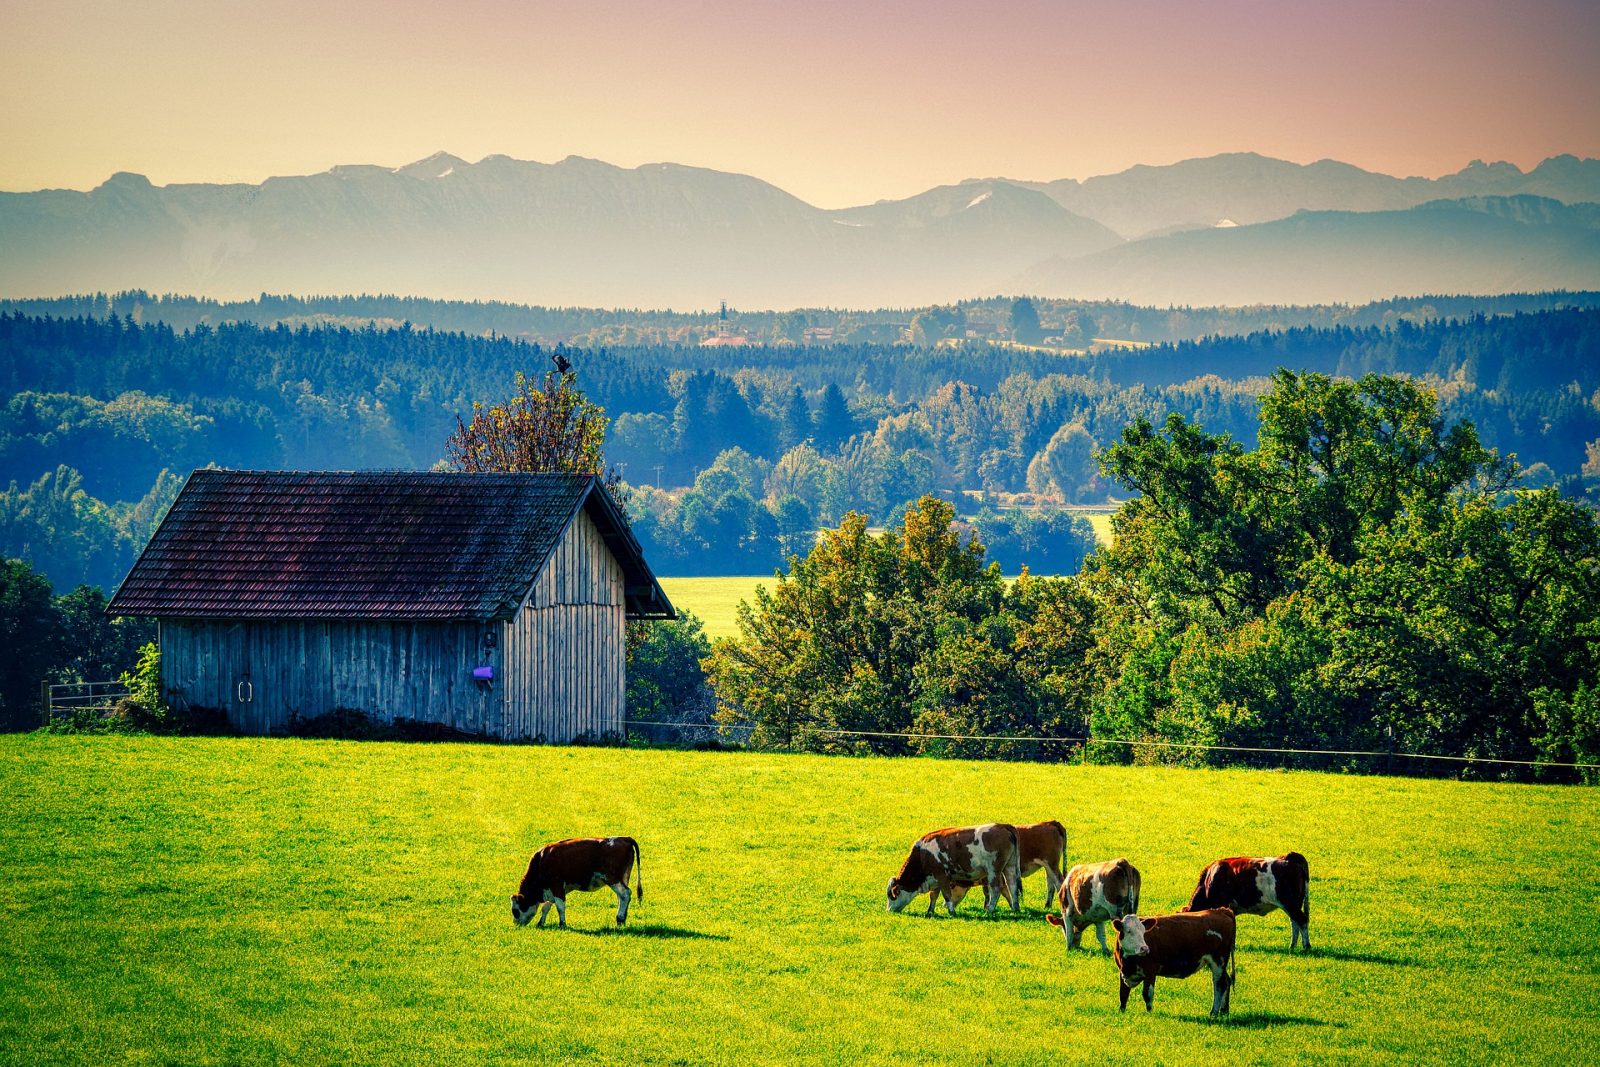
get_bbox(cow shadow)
[572,923,729,941]
[1252,944,1418,967]
[1177,1011,1332,1029]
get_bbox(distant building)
[107,470,673,740]
[802,325,835,344]
[700,298,750,346]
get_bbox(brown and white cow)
[886,824,1021,916]
[943,820,1066,913]
[1184,852,1310,951]
[1113,908,1236,1017]
[1046,858,1141,953]
[510,837,642,929]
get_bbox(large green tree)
[705,496,1091,757]
[1086,370,1599,778]
[0,558,59,730]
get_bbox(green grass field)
[3,736,1597,1065]
[658,575,772,639]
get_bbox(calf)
[944,819,1067,913]
[1046,858,1141,953]
[1113,908,1236,1017]
[1184,852,1310,950]
[510,837,642,929]
[886,824,1021,916]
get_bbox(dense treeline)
[708,374,1600,782]
[4,306,1600,589]
[6,289,1597,346]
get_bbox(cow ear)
[1141,917,1155,930]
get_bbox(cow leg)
[1292,905,1311,951]
[1207,960,1226,1017]
[924,890,939,917]
[996,870,1019,914]
[1064,920,1080,949]
[1142,979,1155,1013]
[1044,864,1062,907]
[1093,921,1109,955]
[984,880,1000,915]
[1119,979,1132,1012]
[535,901,552,928]
[612,882,631,926]
[947,884,970,914]
[553,896,567,928]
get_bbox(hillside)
[2,736,1596,1064]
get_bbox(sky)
[2,0,1597,208]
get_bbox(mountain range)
[2,151,1598,308]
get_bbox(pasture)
[659,563,1121,640]
[658,575,771,639]
[3,736,1597,1065]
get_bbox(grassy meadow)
[3,735,1597,1065]
[658,575,772,639]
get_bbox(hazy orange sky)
[3,0,1597,207]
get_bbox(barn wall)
[160,618,498,735]
[159,507,628,741]
[501,508,626,743]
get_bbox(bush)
[274,707,491,743]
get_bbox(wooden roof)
[108,470,674,621]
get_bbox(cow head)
[510,893,536,926]
[886,877,919,913]
[1115,914,1150,956]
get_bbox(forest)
[709,374,1600,781]
[2,298,1599,594]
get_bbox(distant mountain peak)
[396,151,468,179]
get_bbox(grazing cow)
[1113,908,1236,1017]
[1046,858,1141,953]
[944,820,1067,913]
[1184,852,1311,950]
[510,837,642,929]
[886,824,1021,916]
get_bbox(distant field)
[3,736,1597,1065]
[658,575,772,639]
[1081,509,1116,545]
[660,551,1127,638]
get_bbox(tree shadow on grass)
[571,923,729,941]
[1176,1011,1333,1029]
[1252,944,1419,967]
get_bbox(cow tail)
[1229,934,1238,998]
[633,838,644,904]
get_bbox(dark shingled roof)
[107,470,674,621]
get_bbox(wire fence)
[618,718,1600,777]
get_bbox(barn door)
[225,622,257,733]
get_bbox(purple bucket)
[473,665,494,681]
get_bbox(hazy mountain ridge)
[2,152,1597,307]
[1017,196,1600,306]
[1011,152,1600,238]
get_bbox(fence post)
[41,680,50,729]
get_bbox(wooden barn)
[107,470,674,740]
